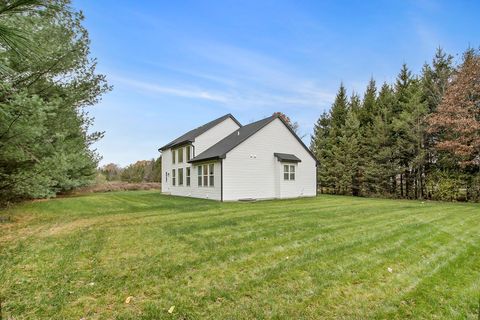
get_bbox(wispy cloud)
[111,76,229,103]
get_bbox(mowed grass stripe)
[0,191,479,319]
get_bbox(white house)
[159,114,317,201]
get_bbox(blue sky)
[73,0,479,166]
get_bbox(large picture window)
[283,165,295,181]
[178,168,184,186]
[197,164,215,187]
[172,169,176,186]
[186,167,191,186]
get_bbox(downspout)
[220,159,223,202]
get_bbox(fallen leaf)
[168,305,175,314]
[125,296,133,304]
[387,267,393,273]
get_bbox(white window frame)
[197,166,202,187]
[178,168,184,186]
[283,164,295,181]
[197,164,215,187]
[178,147,184,163]
[208,164,214,187]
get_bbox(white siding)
[161,149,172,193]
[164,160,221,200]
[222,118,316,201]
[194,117,240,155]
[161,116,238,199]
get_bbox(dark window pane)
[290,173,295,180]
[284,173,289,180]
[203,175,208,187]
[209,175,214,187]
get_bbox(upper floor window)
[178,147,184,163]
[178,168,184,186]
[284,165,295,181]
[186,146,192,161]
[172,169,176,186]
[172,150,176,164]
[186,167,191,186]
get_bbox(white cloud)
[111,76,230,103]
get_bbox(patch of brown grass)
[71,182,161,195]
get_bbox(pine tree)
[328,84,350,193]
[310,112,331,193]
[358,78,378,126]
[336,109,361,195]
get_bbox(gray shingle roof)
[274,153,302,162]
[188,115,276,163]
[158,114,241,151]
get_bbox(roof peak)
[159,113,241,151]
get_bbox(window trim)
[283,164,296,181]
[197,163,215,187]
[178,147,184,163]
[178,168,184,186]
[197,166,202,187]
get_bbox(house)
[159,113,317,201]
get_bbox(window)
[178,168,184,186]
[178,147,184,163]
[203,165,208,187]
[186,146,191,161]
[186,167,191,186]
[172,169,176,186]
[209,164,214,187]
[198,166,202,186]
[284,165,295,181]
[197,164,215,187]
[172,150,176,164]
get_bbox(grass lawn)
[1,191,479,319]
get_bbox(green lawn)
[0,191,479,319]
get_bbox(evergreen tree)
[311,112,332,193]
[358,78,378,126]
[335,109,361,195]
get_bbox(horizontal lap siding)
[194,118,240,155]
[223,118,316,201]
[161,117,239,200]
[168,161,222,201]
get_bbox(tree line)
[0,0,110,206]
[310,48,480,202]
[98,158,162,184]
